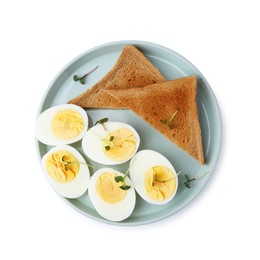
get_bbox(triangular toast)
[68,45,166,109]
[106,76,204,164]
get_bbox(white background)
[1,0,259,259]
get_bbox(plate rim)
[35,40,223,226]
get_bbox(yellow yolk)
[51,109,84,140]
[96,172,127,203]
[45,150,79,183]
[103,128,136,161]
[144,166,176,201]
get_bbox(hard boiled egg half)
[88,168,136,222]
[130,150,178,205]
[41,145,90,198]
[82,122,140,165]
[35,104,88,146]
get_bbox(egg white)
[41,145,90,199]
[129,150,178,205]
[82,122,140,165]
[35,104,89,146]
[88,168,136,222]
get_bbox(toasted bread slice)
[106,76,204,164]
[68,45,166,108]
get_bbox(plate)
[36,40,222,226]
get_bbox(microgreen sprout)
[73,65,99,84]
[184,175,195,188]
[152,168,181,186]
[115,175,131,190]
[160,110,178,129]
[114,158,136,190]
[184,171,209,188]
[61,156,95,171]
[114,167,131,190]
[94,117,115,150]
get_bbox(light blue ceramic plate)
[36,40,222,226]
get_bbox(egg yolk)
[144,166,176,201]
[103,128,136,161]
[45,150,79,183]
[51,109,84,140]
[96,172,127,203]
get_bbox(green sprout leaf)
[105,145,110,151]
[115,176,124,183]
[73,75,79,81]
[119,185,131,190]
[79,78,85,84]
[95,117,108,125]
